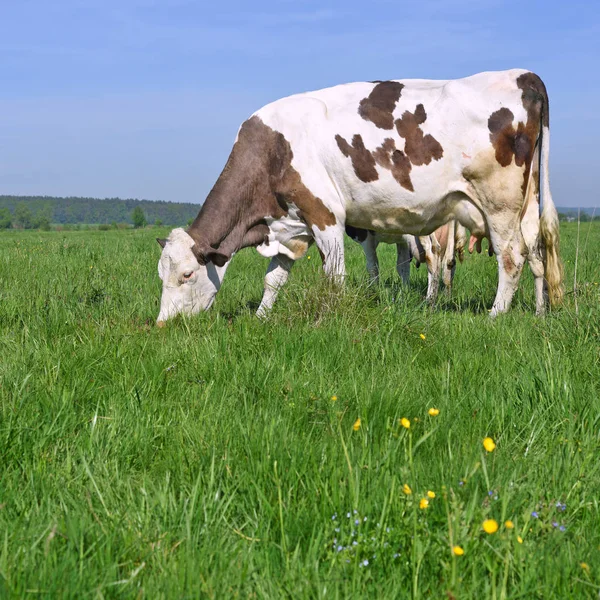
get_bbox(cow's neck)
[186,116,290,264]
[187,155,266,258]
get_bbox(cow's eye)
[182,270,194,280]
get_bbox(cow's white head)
[156,228,229,326]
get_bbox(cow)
[156,69,563,325]
[345,222,467,302]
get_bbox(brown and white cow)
[345,222,467,302]
[156,69,563,324]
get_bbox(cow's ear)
[156,238,167,248]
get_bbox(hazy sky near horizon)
[1,0,599,206]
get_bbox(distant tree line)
[557,211,599,222]
[0,195,200,229]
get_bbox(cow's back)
[253,69,532,235]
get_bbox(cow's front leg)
[315,225,346,284]
[256,254,295,318]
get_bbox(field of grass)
[0,223,599,598]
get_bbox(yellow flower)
[419,333,426,340]
[402,484,412,495]
[453,546,464,556]
[427,490,436,499]
[517,536,523,544]
[331,395,337,402]
[505,520,514,529]
[483,437,496,452]
[428,408,440,416]
[307,255,311,260]
[580,562,590,572]
[400,418,411,429]
[419,498,429,509]
[353,418,361,431]
[483,519,499,534]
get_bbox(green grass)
[0,223,599,599]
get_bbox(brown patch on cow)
[373,138,414,191]
[335,134,379,183]
[345,225,368,243]
[187,116,336,265]
[502,251,517,275]
[516,72,549,128]
[488,108,517,167]
[488,105,539,197]
[395,104,444,166]
[278,164,337,232]
[358,81,404,130]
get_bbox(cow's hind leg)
[487,216,527,317]
[256,254,295,318]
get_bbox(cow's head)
[156,228,229,326]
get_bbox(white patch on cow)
[258,204,312,260]
[156,228,229,324]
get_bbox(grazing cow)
[156,69,563,325]
[345,222,467,301]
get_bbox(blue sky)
[1,0,598,206]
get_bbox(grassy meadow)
[0,223,599,598]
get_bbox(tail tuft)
[540,200,564,306]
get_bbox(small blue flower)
[363,559,369,567]
[337,545,343,552]
[531,511,539,518]
[459,480,464,486]
[355,519,360,526]
[488,490,493,496]
[559,525,566,532]
[332,514,336,521]
[552,522,559,528]
[393,553,400,559]
[352,541,358,546]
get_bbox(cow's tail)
[538,110,564,306]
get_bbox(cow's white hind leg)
[396,238,411,285]
[256,254,295,318]
[488,221,527,317]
